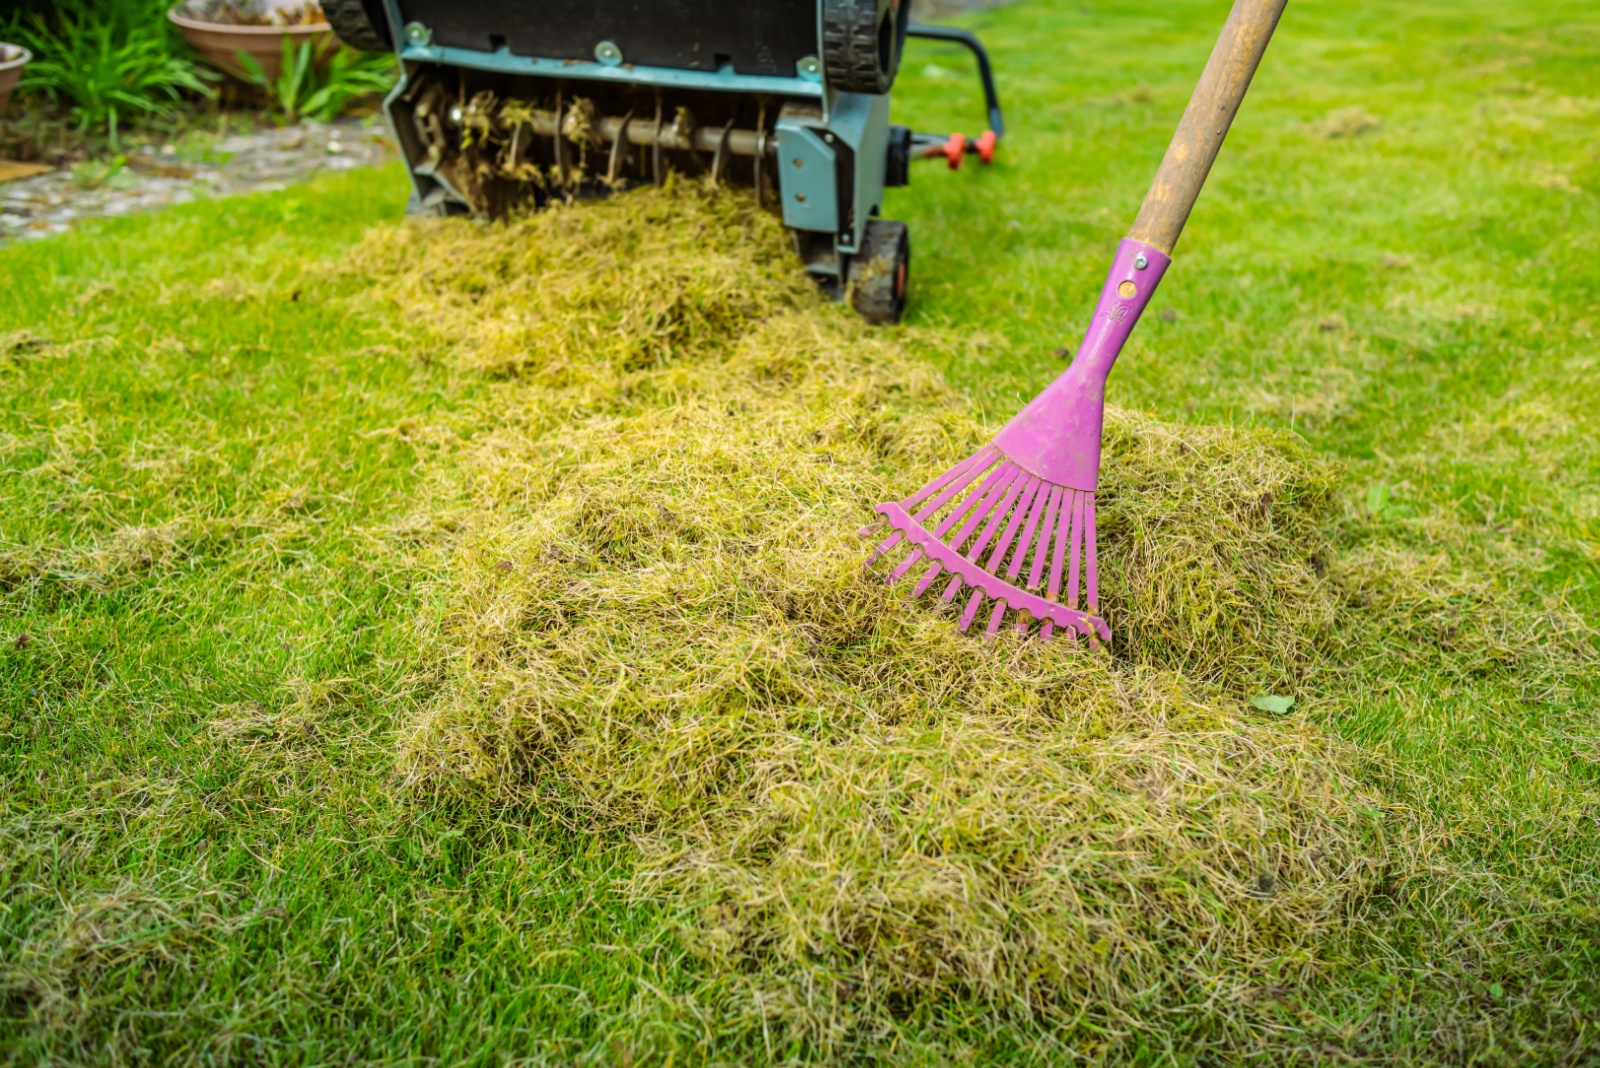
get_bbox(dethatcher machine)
[321,0,1004,323]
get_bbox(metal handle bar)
[904,23,1005,141]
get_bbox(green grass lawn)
[2,0,1597,1063]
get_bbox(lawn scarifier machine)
[323,0,1005,324]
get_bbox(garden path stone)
[0,116,395,243]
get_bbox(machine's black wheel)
[822,0,909,95]
[322,0,392,52]
[848,219,910,325]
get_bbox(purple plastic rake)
[865,241,1169,644]
[861,0,1288,643]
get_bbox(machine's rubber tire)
[848,218,910,325]
[322,0,392,52]
[822,0,908,95]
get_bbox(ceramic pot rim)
[167,7,332,35]
[0,43,32,71]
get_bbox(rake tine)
[1084,493,1100,615]
[963,473,1029,563]
[1029,487,1063,591]
[865,459,1007,562]
[911,457,997,528]
[1018,488,1063,635]
[869,455,998,563]
[959,589,984,632]
[886,549,924,585]
[901,445,997,513]
[866,450,993,564]
[865,530,904,566]
[984,476,1042,572]
[1066,491,1086,612]
[947,473,1049,633]
[985,598,1009,639]
[975,477,1043,641]
[947,464,1022,555]
[930,462,1012,544]
[1006,480,1052,582]
[1041,490,1079,642]
[1047,489,1071,603]
[960,476,1040,640]
[911,561,944,598]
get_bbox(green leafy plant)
[237,37,394,124]
[13,0,215,148]
[69,153,137,189]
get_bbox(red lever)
[975,129,997,164]
[942,132,966,170]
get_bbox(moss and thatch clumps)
[343,183,1586,1052]
[339,184,1416,1044]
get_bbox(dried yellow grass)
[350,184,1395,1043]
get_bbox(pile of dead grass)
[355,186,1347,689]
[351,184,1399,1045]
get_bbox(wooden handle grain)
[1127,0,1288,255]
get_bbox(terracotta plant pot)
[168,6,337,82]
[0,43,30,116]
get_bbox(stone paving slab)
[0,117,396,243]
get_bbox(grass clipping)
[357,186,1387,1036]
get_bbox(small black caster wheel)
[848,218,910,325]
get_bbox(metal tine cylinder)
[710,120,733,188]
[606,106,635,183]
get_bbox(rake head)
[861,238,1173,645]
[863,445,1110,643]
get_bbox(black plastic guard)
[398,0,818,76]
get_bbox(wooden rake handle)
[1127,0,1289,255]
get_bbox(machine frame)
[349,0,1001,322]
